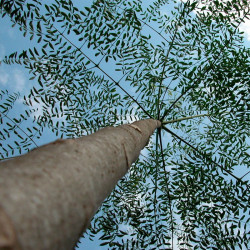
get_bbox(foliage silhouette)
[0,0,249,248]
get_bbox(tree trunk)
[0,119,161,250]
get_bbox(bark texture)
[0,119,161,250]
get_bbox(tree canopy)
[0,0,249,248]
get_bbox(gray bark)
[0,119,161,250]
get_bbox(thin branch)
[160,73,205,121]
[0,111,38,148]
[157,28,178,120]
[116,6,169,43]
[96,9,127,66]
[162,113,209,125]
[158,128,174,248]
[52,26,154,119]
[160,9,249,122]
[240,170,250,180]
[153,128,159,235]
[162,125,247,185]
[157,0,190,120]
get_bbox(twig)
[162,125,247,186]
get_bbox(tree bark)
[0,119,161,250]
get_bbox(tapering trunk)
[0,119,160,250]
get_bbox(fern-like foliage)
[0,0,249,248]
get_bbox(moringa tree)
[0,0,249,248]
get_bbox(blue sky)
[0,0,250,249]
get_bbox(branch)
[52,26,154,119]
[240,170,250,180]
[153,128,159,234]
[162,125,247,185]
[0,111,38,148]
[158,128,174,248]
[157,0,190,120]
[116,6,169,43]
[162,113,209,125]
[160,10,249,122]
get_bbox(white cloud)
[28,100,44,118]
[13,69,26,91]
[180,0,250,41]
[27,99,67,126]
[0,69,9,85]
[0,43,6,60]
[0,67,31,93]
[7,27,16,39]
[240,19,250,41]
[118,224,137,241]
